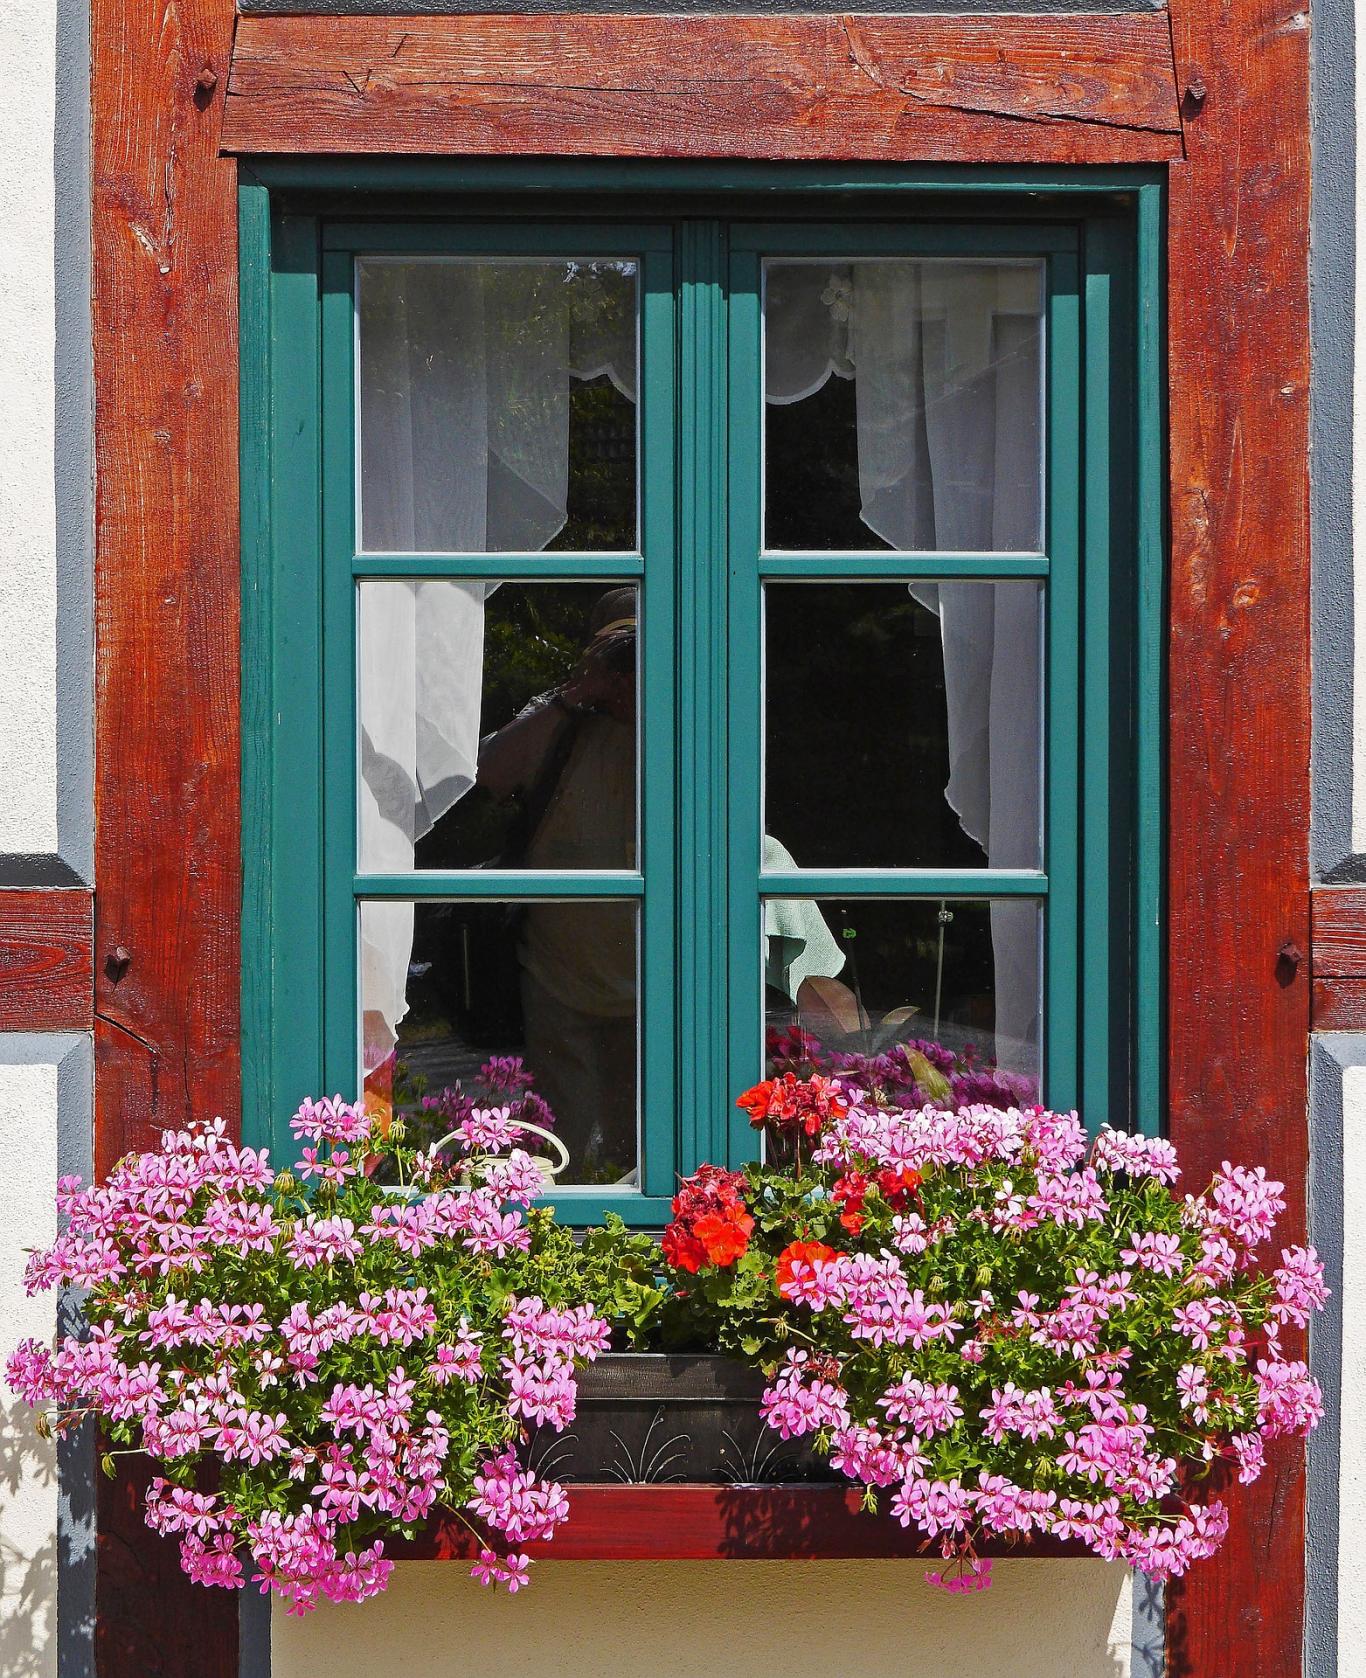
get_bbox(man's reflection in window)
[477,589,859,1183]
[478,590,637,1179]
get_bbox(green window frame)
[241,165,1164,1224]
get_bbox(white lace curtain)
[357,258,1043,1075]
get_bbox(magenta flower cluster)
[669,1084,1328,1595]
[5,1095,610,1612]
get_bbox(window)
[244,186,1160,1223]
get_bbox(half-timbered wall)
[0,1,1355,1675]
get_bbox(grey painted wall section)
[50,0,92,887]
[1305,1033,1357,1677]
[1311,0,1360,881]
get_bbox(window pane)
[764,260,1044,551]
[764,581,1042,871]
[358,581,638,873]
[361,899,639,1188]
[359,258,638,553]
[763,897,1041,1097]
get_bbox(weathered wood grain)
[0,889,93,1030]
[222,13,1184,164]
[1163,2,1311,1673]
[1311,885,1366,977]
[92,0,241,1673]
[1311,976,1366,1031]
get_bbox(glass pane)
[764,582,1042,870]
[764,259,1044,551]
[358,258,638,553]
[361,898,639,1188]
[763,896,1041,1100]
[358,581,638,873]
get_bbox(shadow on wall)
[0,1399,56,1678]
[273,1556,1134,1678]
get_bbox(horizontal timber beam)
[0,887,93,1032]
[223,12,1185,165]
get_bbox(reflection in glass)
[764,260,1044,552]
[764,582,1042,871]
[763,897,1041,1096]
[359,582,638,873]
[361,899,639,1187]
[359,259,638,553]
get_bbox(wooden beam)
[91,1,241,1674]
[1311,976,1366,1033]
[223,13,1184,165]
[1312,884,1366,976]
[0,888,93,1031]
[1309,887,1366,1028]
[1163,1,1311,1673]
[401,1484,1085,1564]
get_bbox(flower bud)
[273,1171,298,1196]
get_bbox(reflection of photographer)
[477,589,638,1179]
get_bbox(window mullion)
[1045,250,1083,1116]
[677,220,732,1176]
[724,238,764,1169]
[320,248,361,1105]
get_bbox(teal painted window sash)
[241,173,1164,1223]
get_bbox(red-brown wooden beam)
[91,1,241,1675]
[1310,886,1366,1027]
[1164,1,1311,1674]
[1311,885,1366,975]
[0,888,93,1031]
[222,12,1184,165]
[402,1484,1086,1563]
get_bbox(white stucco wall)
[0,1058,59,1678]
[0,6,67,1678]
[273,1558,1133,1678]
[1336,1066,1366,1661]
[0,0,59,854]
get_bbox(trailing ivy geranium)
[656,1072,1328,1592]
[5,1096,659,1611]
[5,1057,1330,1610]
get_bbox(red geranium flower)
[692,1209,754,1268]
[660,1224,708,1274]
[876,1165,924,1211]
[737,1074,848,1139]
[774,1239,838,1300]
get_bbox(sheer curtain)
[357,261,635,1069]
[767,261,1044,1071]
